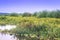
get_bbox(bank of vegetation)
[0,10,60,40]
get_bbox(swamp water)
[0,25,37,40]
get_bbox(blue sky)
[0,0,60,13]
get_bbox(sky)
[0,0,60,13]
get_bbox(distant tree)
[47,11,56,18]
[33,12,38,17]
[9,13,19,17]
[47,10,60,18]
[22,12,32,17]
[37,11,48,18]
[55,10,60,18]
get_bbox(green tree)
[9,13,19,17]
[22,12,32,17]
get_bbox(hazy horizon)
[0,0,60,13]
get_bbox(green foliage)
[37,11,48,18]
[22,12,32,17]
[9,13,19,17]
[35,10,60,18]
[0,10,60,40]
[5,16,59,39]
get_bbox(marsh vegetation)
[0,10,60,40]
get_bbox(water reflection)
[0,33,17,40]
[0,33,37,40]
[0,25,37,40]
[0,25,16,30]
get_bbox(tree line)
[0,10,60,18]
